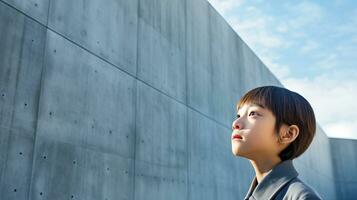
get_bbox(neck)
[249,155,282,183]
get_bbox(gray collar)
[244,159,299,200]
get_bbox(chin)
[232,151,239,156]
[232,144,248,157]
[231,147,242,156]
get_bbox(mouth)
[231,133,243,140]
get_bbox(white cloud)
[208,0,294,81]
[228,9,287,50]
[315,53,338,69]
[217,5,295,82]
[207,0,244,14]
[227,16,291,80]
[287,1,324,29]
[282,74,357,139]
[226,12,293,80]
[335,12,357,36]
[300,40,319,54]
[258,51,291,80]
[276,24,289,33]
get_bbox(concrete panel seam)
[132,0,140,199]
[45,28,193,121]
[27,25,48,200]
[45,0,51,27]
[0,0,45,29]
[29,133,135,160]
[184,0,189,199]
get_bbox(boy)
[231,86,322,200]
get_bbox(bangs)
[236,87,272,111]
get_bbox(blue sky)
[208,0,357,140]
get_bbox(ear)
[279,124,299,144]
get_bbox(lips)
[232,134,243,140]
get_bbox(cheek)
[250,119,270,133]
[249,120,276,142]
[258,118,275,131]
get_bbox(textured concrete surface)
[330,138,357,199]
[0,0,356,199]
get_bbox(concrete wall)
[0,0,355,199]
[330,138,357,199]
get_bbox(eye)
[236,114,240,118]
[249,111,258,116]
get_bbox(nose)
[232,119,241,130]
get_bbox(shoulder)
[277,177,323,200]
[284,177,322,199]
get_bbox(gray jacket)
[244,159,323,200]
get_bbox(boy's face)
[231,103,281,160]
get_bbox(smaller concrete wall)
[330,138,357,199]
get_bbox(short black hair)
[236,86,316,161]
